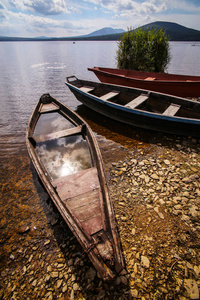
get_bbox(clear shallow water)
[0,40,200,156]
[0,41,117,154]
[34,111,91,180]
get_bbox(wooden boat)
[26,94,124,280]
[88,67,200,98]
[65,76,200,137]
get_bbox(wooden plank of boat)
[40,102,59,113]
[145,77,156,81]
[52,167,105,238]
[80,86,95,93]
[88,67,200,98]
[125,94,148,109]
[100,91,119,101]
[163,103,181,116]
[34,126,82,143]
[65,76,200,137]
[26,93,124,281]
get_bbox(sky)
[0,0,200,37]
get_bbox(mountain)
[81,21,200,41]
[88,21,200,41]
[139,21,200,41]
[36,36,52,39]
[0,22,200,41]
[0,27,124,42]
[84,27,124,37]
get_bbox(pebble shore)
[109,138,200,299]
[0,134,200,299]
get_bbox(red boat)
[88,67,200,98]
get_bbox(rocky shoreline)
[0,135,200,299]
[109,139,200,299]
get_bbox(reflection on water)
[34,112,75,136]
[34,111,92,179]
[36,135,92,180]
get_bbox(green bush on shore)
[116,27,171,73]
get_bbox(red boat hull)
[88,67,200,98]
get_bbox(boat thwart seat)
[80,86,95,93]
[145,77,156,81]
[40,102,59,113]
[33,125,83,143]
[163,103,181,116]
[125,94,148,109]
[100,91,119,101]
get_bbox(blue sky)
[0,0,200,37]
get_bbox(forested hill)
[1,21,200,42]
[81,22,200,41]
[140,21,200,41]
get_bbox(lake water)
[0,40,200,299]
[0,40,200,157]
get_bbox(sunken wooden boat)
[65,76,200,137]
[88,67,200,98]
[26,93,124,280]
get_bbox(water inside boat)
[33,112,92,180]
[34,112,75,136]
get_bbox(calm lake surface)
[0,41,200,299]
[0,40,200,157]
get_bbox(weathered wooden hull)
[26,94,124,280]
[88,67,200,98]
[65,77,200,137]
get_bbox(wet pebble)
[17,225,30,234]
[184,279,199,299]
[109,141,200,299]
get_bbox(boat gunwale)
[88,67,200,97]
[89,67,200,83]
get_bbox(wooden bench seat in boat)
[125,94,148,109]
[80,86,95,93]
[145,77,156,81]
[100,91,119,101]
[52,167,105,238]
[34,125,82,143]
[40,102,59,113]
[162,103,181,116]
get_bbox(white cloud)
[84,0,200,16]
[0,2,5,9]
[9,0,25,10]
[0,8,75,36]
[165,0,200,12]
[26,0,68,15]
[9,0,69,15]
[84,0,167,15]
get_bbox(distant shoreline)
[1,21,200,42]
[1,38,200,42]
